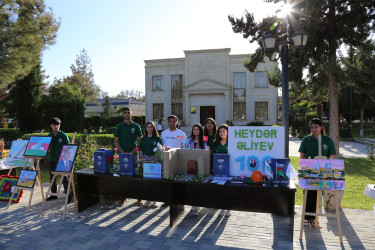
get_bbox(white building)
[144,48,277,126]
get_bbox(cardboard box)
[119,153,134,176]
[94,151,107,174]
[213,154,230,177]
[162,148,211,178]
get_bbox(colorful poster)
[5,140,31,167]
[24,136,52,158]
[143,163,161,179]
[298,159,345,190]
[228,126,285,177]
[17,170,37,188]
[0,175,23,203]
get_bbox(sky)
[42,0,282,97]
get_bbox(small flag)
[286,163,298,180]
[276,162,285,179]
[264,164,273,179]
[203,136,208,142]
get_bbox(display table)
[75,169,296,240]
[0,160,16,175]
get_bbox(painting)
[298,159,345,190]
[17,170,38,188]
[0,175,23,203]
[5,140,31,167]
[24,136,52,158]
[190,106,197,114]
[54,145,79,173]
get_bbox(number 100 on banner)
[228,126,285,177]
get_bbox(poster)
[298,159,345,190]
[228,126,285,177]
[24,136,52,158]
[4,140,31,167]
[55,145,79,172]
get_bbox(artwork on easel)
[17,170,38,188]
[54,145,79,173]
[24,136,52,158]
[4,140,31,167]
[0,175,23,203]
[298,159,346,190]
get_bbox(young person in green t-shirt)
[203,118,217,150]
[139,121,162,208]
[114,107,142,205]
[211,124,231,217]
[299,118,336,226]
[46,118,70,201]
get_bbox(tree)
[38,83,86,132]
[102,96,112,118]
[5,64,43,132]
[229,0,375,156]
[0,0,59,87]
[59,49,100,101]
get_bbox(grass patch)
[290,156,375,210]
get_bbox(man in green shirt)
[114,107,142,204]
[46,118,70,201]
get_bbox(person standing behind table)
[299,118,336,226]
[139,121,162,208]
[46,118,71,202]
[160,115,186,149]
[203,118,217,150]
[157,119,164,135]
[114,107,142,205]
[211,124,231,217]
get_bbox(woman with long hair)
[299,118,336,225]
[185,123,204,149]
[211,124,231,217]
[203,118,217,150]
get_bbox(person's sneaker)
[304,219,309,226]
[225,210,232,217]
[143,201,152,207]
[151,202,159,208]
[46,196,57,201]
[137,201,144,206]
[218,209,225,216]
[121,198,128,204]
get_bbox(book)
[94,151,107,174]
[231,176,244,184]
[212,154,230,177]
[271,158,290,186]
[119,153,134,176]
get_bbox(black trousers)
[49,161,70,195]
[305,190,317,220]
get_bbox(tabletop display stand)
[6,130,45,211]
[39,133,77,220]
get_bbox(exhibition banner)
[228,126,285,177]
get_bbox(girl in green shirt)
[203,118,217,150]
[139,121,162,208]
[299,118,336,225]
[212,124,231,217]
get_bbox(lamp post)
[262,21,308,158]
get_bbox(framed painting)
[24,136,52,158]
[54,145,79,173]
[5,140,31,167]
[0,175,23,203]
[17,170,38,188]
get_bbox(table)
[75,169,296,240]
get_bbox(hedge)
[0,128,24,146]
[22,133,115,149]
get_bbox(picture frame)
[24,136,53,158]
[5,140,31,167]
[190,106,197,114]
[54,145,79,173]
[0,175,23,203]
[17,170,38,188]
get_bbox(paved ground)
[1,184,374,249]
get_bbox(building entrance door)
[200,106,215,125]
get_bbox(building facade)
[144,48,277,126]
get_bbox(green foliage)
[82,115,145,134]
[0,128,24,145]
[38,83,86,132]
[0,0,59,87]
[246,121,265,126]
[5,64,43,132]
[57,49,100,101]
[102,96,112,118]
[74,136,97,170]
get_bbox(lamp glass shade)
[292,30,308,49]
[262,33,276,52]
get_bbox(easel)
[39,132,77,220]
[6,130,46,211]
[299,135,343,243]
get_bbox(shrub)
[74,136,97,170]
[246,120,265,126]
[0,128,24,146]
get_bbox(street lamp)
[262,24,308,158]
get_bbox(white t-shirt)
[157,123,163,131]
[161,129,186,149]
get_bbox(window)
[153,103,164,120]
[233,72,246,120]
[255,102,268,120]
[152,75,163,91]
[255,72,268,88]
[171,74,183,119]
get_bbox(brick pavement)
[0,184,374,250]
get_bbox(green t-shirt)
[211,141,228,154]
[206,134,215,150]
[47,131,70,161]
[139,136,162,156]
[114,121,142,152]
[298,134,336,159]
